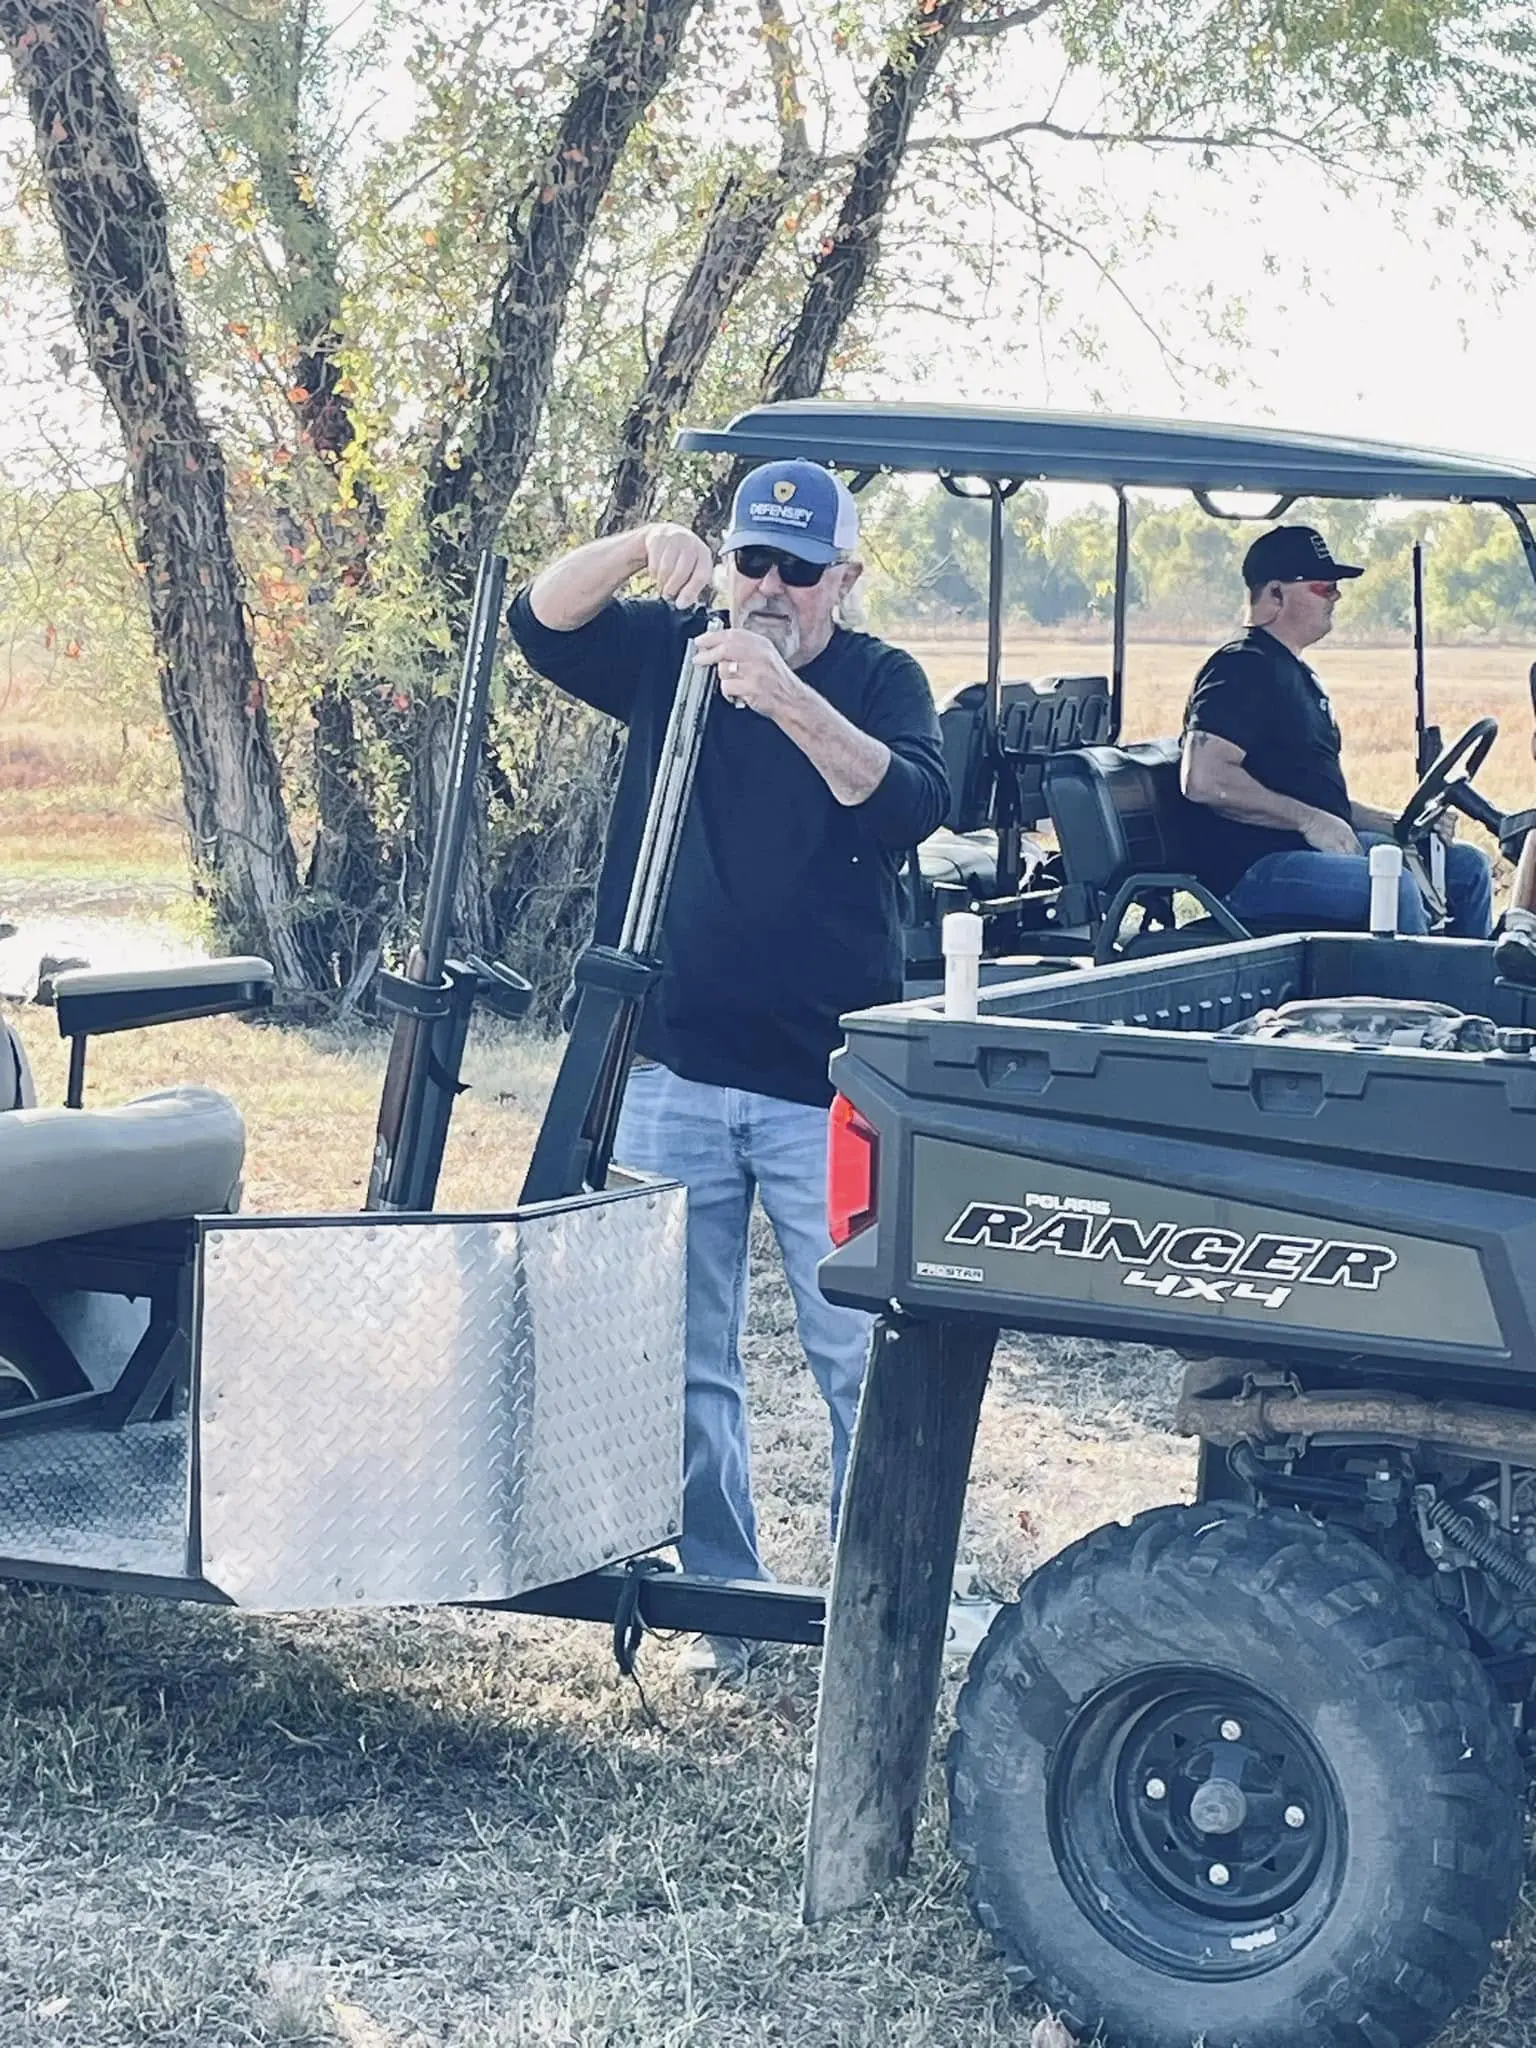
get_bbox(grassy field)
[3,638,1536,2045]
[913,633,1536,818]
[0,668,186,887]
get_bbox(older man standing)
[507,460,948,1681]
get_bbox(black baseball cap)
[1242,525,1364,588]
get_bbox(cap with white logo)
[722,459,860,565]
[1242,525,1363,585]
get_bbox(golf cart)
[679,403,1536,978]
[646,409,1536,2044]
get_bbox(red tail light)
[829,1094,879,1247]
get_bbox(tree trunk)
[500,164,801,1008]
[1,0,317,986]
[599,168,793,534]
[695,0,964,542]
[236,13,391,985]
[423,0,702,601]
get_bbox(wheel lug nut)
[1144,1777,1167,1802]
[1208,1863,1231,1887]
[1284,1804,1306,1829]
[1219,1719,1243,1742]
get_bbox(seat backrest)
[2,1019,35,1112]
[1000,674,1113,755]
[938,674,1115,832]
[939,684,995,831]
[1044,739,1197,897]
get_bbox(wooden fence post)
[802,1312,997,1923]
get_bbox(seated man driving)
[1180,525,1492,937]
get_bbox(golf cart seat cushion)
[1045,739,1198,894]
[917,827,1048,896]
[49,957,275,1000]
[0,1085,245,1251]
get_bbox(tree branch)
[953,0,1059,36]
[422,0,702,597]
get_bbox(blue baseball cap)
[721,459,860,565]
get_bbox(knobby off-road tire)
[949,1503,1524,2048]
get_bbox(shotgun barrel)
[366,550,509,1211]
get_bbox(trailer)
[0,555,826,1653]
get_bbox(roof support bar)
[1111,487,1129,743]
[1192,489,1297,524]
[1501,500,1536,601]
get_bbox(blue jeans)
[1227,832,1493,939]
[613,1062,874,1583]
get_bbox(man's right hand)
[644,523,715,608]
[1300,809,1364,856]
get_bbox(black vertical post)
[1413,541,1433,775]
[1110,486,1130,742]
[989,481,1022,903]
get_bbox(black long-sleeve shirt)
[508,591,948,1105]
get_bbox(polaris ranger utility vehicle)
[668,404,1536,2044]
[679,403,1536,983]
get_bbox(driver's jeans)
[1226,831,1493,938]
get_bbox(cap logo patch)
[773,480,796,503]
[749,497,813,529]
[1308,531,1330,560]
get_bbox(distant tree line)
[859,486,1536,639]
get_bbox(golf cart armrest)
[52,958,276,1041]
[1095,873,1250,965]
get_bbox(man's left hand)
[693,625,803,722]
[1431,809,1458,846]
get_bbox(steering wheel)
[1394,716,1499,841]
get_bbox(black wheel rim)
[1046,1664,1345,1980]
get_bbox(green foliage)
[3,0,1536,986]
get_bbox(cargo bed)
[823,934,1536,1391]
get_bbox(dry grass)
[0,669,185,883]
[5,643,1536,2044]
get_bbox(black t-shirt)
[507,591,948,1106]
[1181,627,1353,893]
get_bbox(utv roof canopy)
[677,401,1536,507]
[678,400,1536,749]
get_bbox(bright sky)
[3,44,1532,489]
[884,150,1536,476]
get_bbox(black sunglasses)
[730,545,832,587]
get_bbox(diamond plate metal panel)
[196,1183,684,1608]
[511,1187,686,1589]
[0,1420,189,1579]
